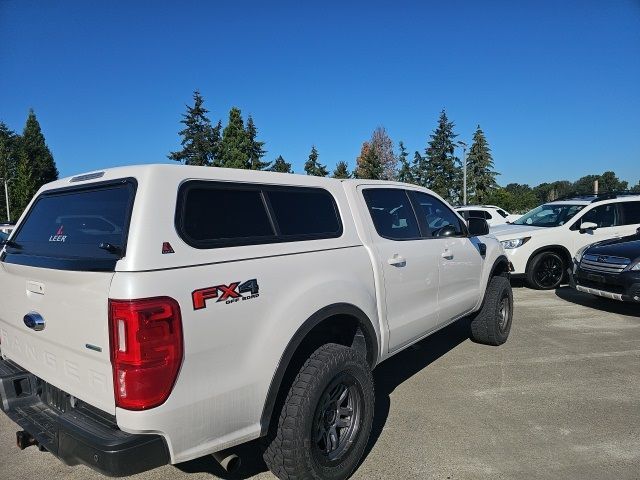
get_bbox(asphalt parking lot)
[1,286,639,480]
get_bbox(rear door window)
[3,180,136,271]
[620,201,640,225]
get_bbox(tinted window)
[484,211,493,220]
[621,202,640,225]
[5,181,135,271]
[463,209,485,219]
[363,189,420,240]
[497,209,508,218]
[267,189,341,236]
[182,187,274,242]
[412,192,464,237]
[580,204,620,228]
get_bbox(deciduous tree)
[370,126,396,180]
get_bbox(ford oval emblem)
[23,312,45,331]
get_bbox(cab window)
[362,189,421,240]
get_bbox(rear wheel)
[263,343,374,480]
[527,251,565,290]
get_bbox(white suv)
[456,205,520,226]
[491,194,640,289]
[0,165,512,480]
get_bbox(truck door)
[360,187,440,351]
[409,191,483,323]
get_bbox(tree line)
[0,110,58,220]
[169,92,500,205]
[170,91,640,212]
[1,93,637,222]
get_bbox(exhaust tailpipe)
[212,449,241,473]
[16,431,38,450]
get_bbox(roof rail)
[552,191,639,203]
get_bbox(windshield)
[512,203,584,227]
[2,180,136,271]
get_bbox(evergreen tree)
[21,109,58,187]
[424,110,461,203]
[168,90,219,166]
[245,115,269,170]
[370,126,396,180]
[631,181,640,194]
[355,143,383,179]
[410,150,429,187]
[396,141,413,184]
[219,107,250,169]
[268,155,293,173]
[466,125,498,203]
[598,171,628,192]
[0,123,19,220]
[332,161,351,179]
[11,149,36,219]
[304,146,328,176]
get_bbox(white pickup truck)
[0,165,512,480]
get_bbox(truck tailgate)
[0,262,115,414]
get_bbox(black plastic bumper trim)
[0,357,169,477]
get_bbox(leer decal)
[192,279,260,310]
[49,225,67,243]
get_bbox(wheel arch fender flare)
[259,302,379,436]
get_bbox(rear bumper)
[568,262,640,303]
[0,357,169,477]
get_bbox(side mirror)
[438,225,459,237]
[579,221,598,234]
[467,217,489,236]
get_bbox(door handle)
[441,249,454,260]
[387,255,406,267]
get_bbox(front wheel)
[470,275,513,346]
[526,251,565,290]
[263,343,374,480]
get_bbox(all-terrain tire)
[470,275,513,346]
[263,343,374,480]
[526,251,565,290]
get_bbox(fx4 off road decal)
[192,279,260,310]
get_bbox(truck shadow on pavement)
[554,286,640,317]
[175,320,471,479]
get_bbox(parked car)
[0,165,513,480]
[455,205,520,226]
[491,193,640,289]
[0,231,7,242]
[569,227,640,303]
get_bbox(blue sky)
[1,0,639,186]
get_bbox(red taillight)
[108,297,183,410]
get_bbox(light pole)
[0,178,10,222]
[457,141,467,205]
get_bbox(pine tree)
[268,155,293,173]
[11,149,36,219]
[466,125,498,203]
[219,107,250,169]
[332,161,351,179]
[355,143,383,179]
[21,109,58,187]
[424,110,461,203]
[396,141,413,184]
[245,115,269,170]
[304,146,328,176]
[370,126,396,180]
[168,90,219,166]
